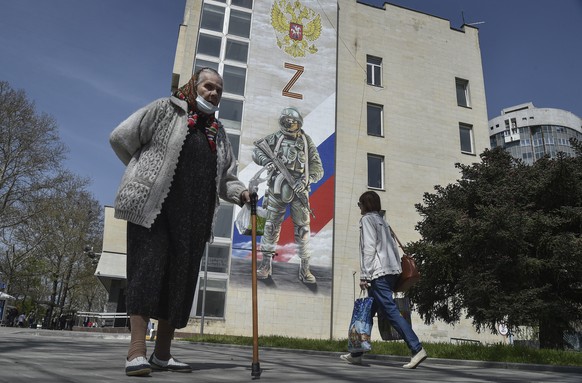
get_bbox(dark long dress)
[126,119,217,329]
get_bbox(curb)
[187,341,582,374]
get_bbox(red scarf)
[174,89,219,153]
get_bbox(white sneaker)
[403,348,427,369]
[340,353,362,365]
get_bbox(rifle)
[254,138,315,218]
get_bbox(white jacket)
[359,212,402,281]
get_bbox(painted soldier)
[253,107,324,283]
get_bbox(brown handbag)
[390,228,421,292]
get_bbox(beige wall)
[333,1,495,342]
[172,0,202,88]
[102,206,126,255]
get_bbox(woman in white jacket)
[341,191,427,369]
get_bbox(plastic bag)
[347,296,374,353]
[235,204,267,236]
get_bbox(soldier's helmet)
[279,107,303,134]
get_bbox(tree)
[406,145,582,349]
[0,81,105,327]
[6,172,104,328]
[0,81,67,230]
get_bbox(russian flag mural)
[230,0,336,295]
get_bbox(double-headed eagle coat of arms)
[271,0,322,57]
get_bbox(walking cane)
[250,191,262,378]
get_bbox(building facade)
[489,102,582,165]
[98,0,506,344]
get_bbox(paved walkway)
[1,327,581,382]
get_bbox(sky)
[1,0,581,209]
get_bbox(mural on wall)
[230,0,336,294]
[252,107,324,284]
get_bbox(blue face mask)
[196,95,219,114]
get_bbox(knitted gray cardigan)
[110,96,246,233]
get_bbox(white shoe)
[149,354,192,373]
[125,356,151,376]
[340,353,362,365]
[403,348,427,369]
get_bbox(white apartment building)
[489,102,582,165]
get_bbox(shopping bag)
[395,255,420,292]
[377,298,412,341]
[347,296,374,353]
[235,204,266,236]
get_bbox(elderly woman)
[110,67,250,376]
[340,191,427,369]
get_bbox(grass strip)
[181,334,582,367]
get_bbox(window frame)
[200,3,226,33]
[459,122,475,155]
[222,63,247,96]
[224,38,249,63]
[192,272,229,319]
[219,97,244,131]
[203,241,232,274]
[455,78,471,108]
[227,8,252,38]
[366,55,382,87]
[367,153,385,190]
[366,103,384,137]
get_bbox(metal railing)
[75,311,129,328]
[450,337,482,345]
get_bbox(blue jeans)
[352,274,422,356]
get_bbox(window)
[223,65,246,95]
[194,59,219,73]
[197,33,222,58]
[366,55,382,86]
[219,98,244,130]
[455,78,470,107]
[459,123,474,154]
[193,241,231,319]
[193,275,228,318]
[200,4,225,32]
[367,154,384,189]
[232,0,253,8]
[213,204,235,238]
[228,9,252,38]
[201,244,231,273]
[225,39,249,63]
[227,133,240,159]
[367,103,383,136]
